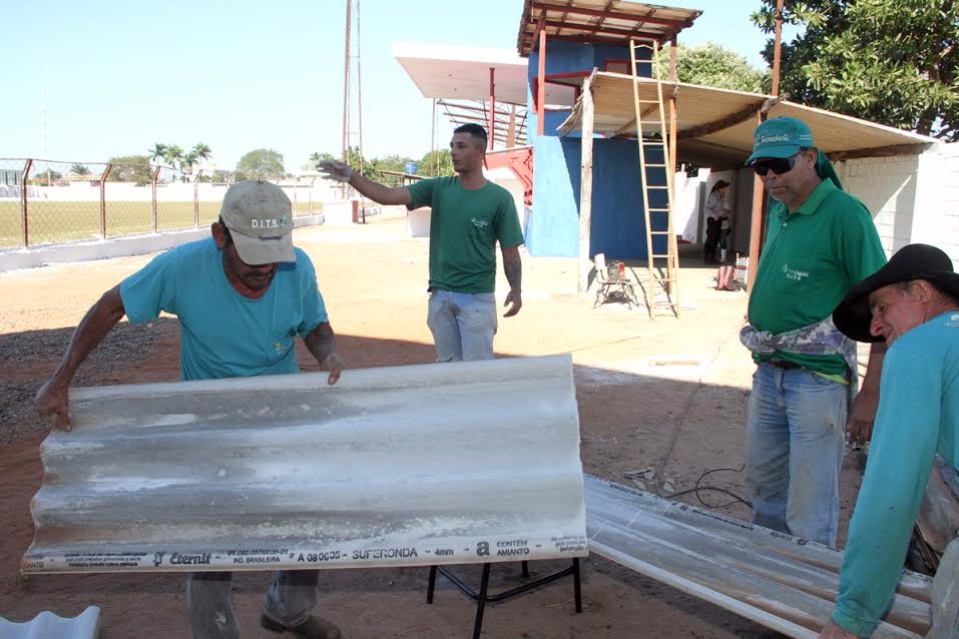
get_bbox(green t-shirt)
[747,179,886,376]
[407,176,524,294]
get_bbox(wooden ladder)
[629,39,680,319]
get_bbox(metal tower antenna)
[341,0,363,174]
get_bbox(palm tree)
[163,145,184,170]
[191,143,212,162]
[70,163,91,176]
[180,151,200,182]
[148,143,168,165]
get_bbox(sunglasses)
[753,152,802,176]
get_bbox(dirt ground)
[0,211,865,638]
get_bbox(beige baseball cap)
[219,180,295,265]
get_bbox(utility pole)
[41,88,50,186]
[341,0,363,187]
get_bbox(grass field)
[0,200,322,249]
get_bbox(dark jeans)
[704,217,720,261]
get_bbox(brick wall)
[834,155,920,257]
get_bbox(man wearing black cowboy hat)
[818,243,959,639]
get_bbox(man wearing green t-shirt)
[741,117,887,546]
[318,123,524,362]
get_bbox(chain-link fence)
[0,159,333,250]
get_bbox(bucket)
[734,256,749,286]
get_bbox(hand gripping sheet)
[22,355,587,573]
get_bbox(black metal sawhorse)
[426,559,582,639]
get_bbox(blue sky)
[2,1,792,172]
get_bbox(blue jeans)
[426,289,497,362]
[187,570,318,638]
[746,362,848,546]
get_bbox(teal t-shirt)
[833,311,959,637]
[747,179,886,376]
[119,239,328,381]
[406,176,524,294]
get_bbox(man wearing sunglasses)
[739,117,888,547]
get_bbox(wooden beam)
[578,75,595,294]
[531,1,692,29]
[678,99,773,140]
[541,18,652,39]
[747,111,766,294]
[531,31,668,48]
[614,104,659,136]
[826,143,931,162]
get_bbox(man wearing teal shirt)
[35,180,344,639]
[318,123,524,362]
[741,117,887,546]
[819,243,959,638]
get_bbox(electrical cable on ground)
[647,324,753,511]
[660,464,752,509]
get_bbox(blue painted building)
[522,40,669,261]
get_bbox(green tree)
[753,0,959,140]
[345,146,365,174]
[374,154,414,173]
[148,143,167,164]
[180,150,200,181]
[308,152,336,166]
[418,149,453,177]
[163,144,184,170]
[191,142,212,162]
[32,169,62,183]
[70,163,91,176]
[107,155,154,183]
[657,42,765,93]
[236,148,285,179]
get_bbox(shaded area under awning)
[558,72,938,168]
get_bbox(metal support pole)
[341,0,352,164]
[536,14,546,137]
[772,0,784,96]
[747,0,783,290]
[151,166,161,233]
[356,0,364,168]
[430,98,436,176]
[193,171,201,227]
[20,159,32,247]
[488,67,496,150]
[99,164,112,239]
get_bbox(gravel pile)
[0,319,175,444]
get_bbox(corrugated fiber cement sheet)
[23,355,586,574]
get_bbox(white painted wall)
[0,214,324,272]
[1,180,342,205]
[909,144,959,267]
[834,155,920,256]
[836,143,958,268]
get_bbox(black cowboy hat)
[833,243,959,343]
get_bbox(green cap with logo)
[745,116,815,165]
[219,180,295,265]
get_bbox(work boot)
[260,613,342,639]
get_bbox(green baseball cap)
[745,116,815,165]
